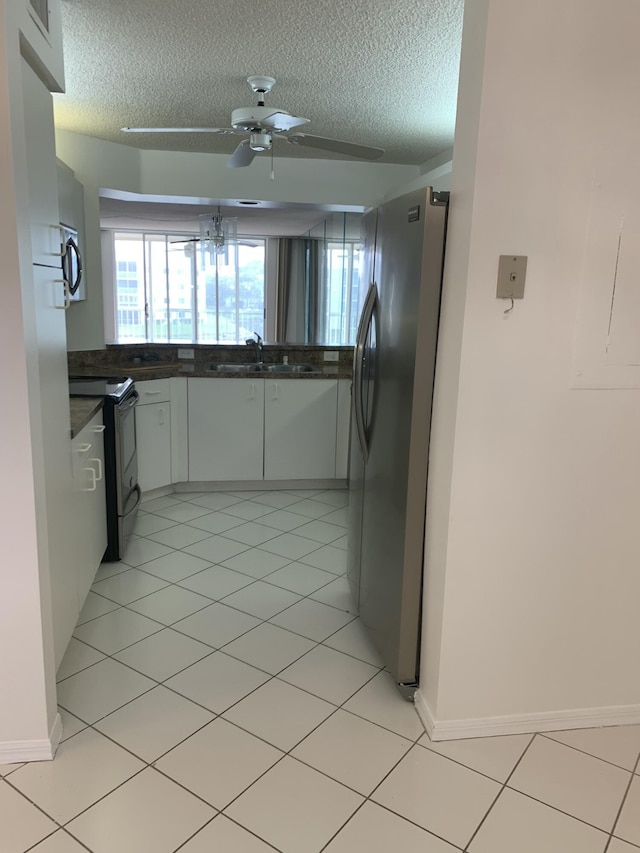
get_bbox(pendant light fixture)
[198,206,238,267]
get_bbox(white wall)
[0,5,59,759]
[420,0,640,738]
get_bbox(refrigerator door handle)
[353,282,378,462]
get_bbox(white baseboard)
[414,690,640,741]
[0,712,62,764]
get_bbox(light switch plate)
[497,255,527,299]
[177,348,195,359]
[323,351,339,362]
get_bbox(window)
[110,231,265,344]
[322,241,362,345]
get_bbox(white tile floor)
[2,488,640,852]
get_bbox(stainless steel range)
[69,376,140,561]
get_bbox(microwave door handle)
[65,237,83,295]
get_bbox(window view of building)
[112,232,265,344]
[323,241,362,345]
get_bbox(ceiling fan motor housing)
[231,106,292,132]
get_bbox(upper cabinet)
[17,0,65,92]
[21,56,62,267]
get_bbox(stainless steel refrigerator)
[348,186,449,699]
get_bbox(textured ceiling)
[55,0,464,165]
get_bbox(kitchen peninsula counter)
[69,396,103,438]
[68,344,354,382]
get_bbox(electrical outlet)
[177,348,195,359]
[323,351,339,362]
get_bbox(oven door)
[115,390,139,515]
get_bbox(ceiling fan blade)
[121,127,236,134]
[170,237,199,244]
[286,133,384,161]
[227,139,257,168]
[260,112,310,132]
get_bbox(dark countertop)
[69,397,103,438]
[73,363,350,381]
[68,344,354,382]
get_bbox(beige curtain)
[276,238,322,343]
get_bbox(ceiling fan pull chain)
[270,145,275,181]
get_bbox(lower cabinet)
[71,410,107,616]
[188,378,265,481]
[136,402,172,492]
[264,379,338,480]
[135,379,172,492]
[137,376,348,488]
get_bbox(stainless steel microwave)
[61,223,85,302]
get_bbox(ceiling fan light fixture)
[249,132,272,152]
[198,207,237,266]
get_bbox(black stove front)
[69,375,134,401]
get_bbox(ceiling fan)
[122,76,384,169]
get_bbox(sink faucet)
[245,332,263,364]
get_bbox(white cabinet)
[188,378,265,481]
[16,0,65,92]
[135,380,172,493]
[264,379,338,480]
[22,57,77,670]
[170,377,188,483]
[335,379,351,480]
[130,376,346,488]
[72,411,107,612]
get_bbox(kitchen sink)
[260,363,318,373]
[210,364,261,372]
[210,363,320,374]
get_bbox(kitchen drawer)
[135,378,172,404]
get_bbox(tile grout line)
[458,731,538,851]
[537,731,640,775]
[603,749,640,852]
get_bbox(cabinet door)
[188,378,264,481]
[17,0,65,92]
[73,412,107,610]
[21,56,63,265]
[335,379,352,480]
[264,380,338,480]
[136,402,172,493]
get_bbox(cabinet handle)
[53,279,71,310]
[91,424,106,433]
[271,382,279,400]
[250,383,256,400]
[75,442,92,454]
[52,226,67,257]
[89,457,103,480]
[82,467,97,492]
[144,390,163,396]
[157,407,166,426]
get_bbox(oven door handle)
[119,391,139,413]
[122,484,142,520]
